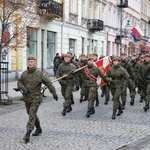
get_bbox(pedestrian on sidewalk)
[17,56,58,143]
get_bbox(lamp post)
[117,0,128,55]
[120,7,123,55]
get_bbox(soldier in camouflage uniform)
[138,55,145,102]
[130,53,141,96]
[120,52,135,109]
[92,53,100,106]
[56,54,78,116]
[139,54,150,112]
[17,57,58,143]
[106,56,130,119]
[78,54,87,102]
[67,52,80,104]
[82,57,110,118]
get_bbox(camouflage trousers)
[61,85,73,108]
[141,83,150,102]
[121,80,135,103]
[84,86,97,109]
[101,84,110,99]
[110,87,122,109]
[25,102,40,131]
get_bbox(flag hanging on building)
[131,25,144,42]
[131,25,144,37]
[94,56,111,86]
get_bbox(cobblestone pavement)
[0,80,150,150]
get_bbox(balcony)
[117,0,128,8]
[87,19,104,33]
[37,0,63,21]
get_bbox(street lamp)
[116,20,132,47]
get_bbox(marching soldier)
[139,54,150,112]
[17,57,58,143]
[138,55,145,102]
[120,52,135,109]
[67,52,80,104]
[78,54,87,102]
[81,57,110,118]
[130,53,140,96]
[106,56,130,119]
[56,54,78,116]
[92,53,100,106]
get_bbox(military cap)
[87,57,93,61]
[131,53,137,56]
[28,56,36,60]
[113,56,121,61]
[140,54,145,58]
[67,51,73,56]
[93,53,98,57]
[80,54,86,57]
[144,54,150,58]
[121,52,127,56]
[64,54,72,58]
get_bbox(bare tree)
[0,0,40,102]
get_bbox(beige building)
[5,0,107,78]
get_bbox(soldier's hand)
[68,70,74,74]
[53,94,58,101]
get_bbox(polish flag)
[131,25,144,37]
[94,56,111,86]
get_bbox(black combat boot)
[101,92,104,97]
[23,130,32,143]
[66,105,72,113]
[104,98,109,105]
[111,109,117,119]
[79,94,84,103]
[140,96,144,103]
[82,96,87,101]
[95,98,99,106]
[32,124,42,136]
[130,97,134,106]
[86,108,91,118]
[90,107,95,114]
[117,105,123,116]
[70,97,75,105]
[121,101,126,110]
[61,107,67,116]
[143,101,149,112]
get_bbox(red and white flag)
[131,25,144,37]
[94,56,111,86]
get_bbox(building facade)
[1,0,150,79]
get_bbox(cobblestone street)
[0,80,150,150]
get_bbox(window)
[70,0,77,14]
[82,0,86,18]
[47,31,55,68]
[69,39,76,53]
[89,0,93,19]
[27,28,37,58]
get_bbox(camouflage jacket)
[120,59,135,79]
[139,61,150,84]
[56,61,78,86]
[106,65,130,88]
[17,67,56,103]
[130,60,140,80]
